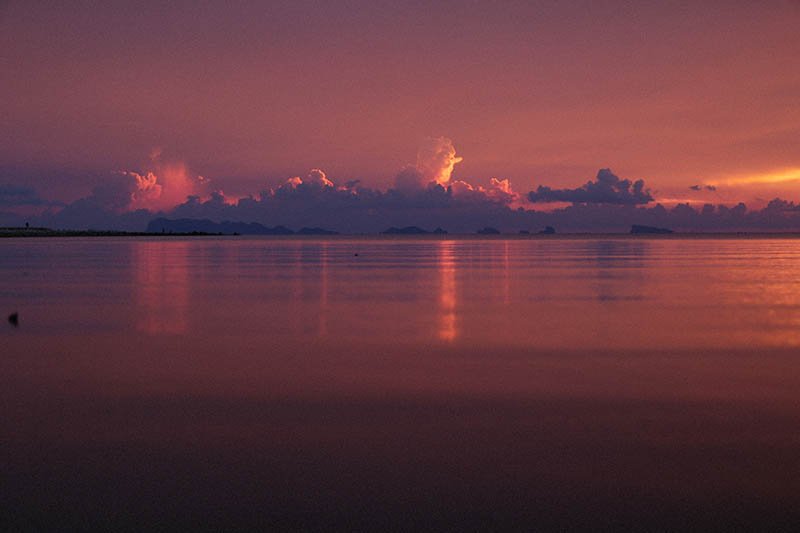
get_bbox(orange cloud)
[114,154,212,212]
[450,177,520,203]
[395,137,463,192]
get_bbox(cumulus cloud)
[394,137,463,192]
[140,159,211,210]
[278,168,335,192]
[21,169,800,234]
[450,177,519,204]
[763,198,800,212]
[15,140,800,233]
[389,138,518,203]
[82,155,213,213]
[86,172,153,211]
[528,169,653,205]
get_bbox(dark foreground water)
[3,236,800,530]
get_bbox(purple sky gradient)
[2,0,799,228]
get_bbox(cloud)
[139,158,211,211]
[278,168,335,192]
[689,185,701,191]
[81,156,212,213]
[9,141,522,231]
[83,170,169,212]
[394,137,463,192]
[763,198,800,212]
[0,184,48,207]
[22,168,800,233]
[157,189,800,234]
[450,177,519,204]
[13,141,800,233]
[690,184,717,191]
[528,169,653,205]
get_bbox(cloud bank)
[4,139,800,233]
[0,184,49,207]
[529,169,653,205]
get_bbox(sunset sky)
[2,1,799,225]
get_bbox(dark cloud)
[114,184,800,233]
[12,164,800,234]
[85,174,147,211]
[763,198,800,212]
[0,184,52,207]
[689,185,701,191]
[706,185,717,191]
[164,173,517,234]
[528,169,653,205]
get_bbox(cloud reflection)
[319,242,328,337]
[134,241,190,334]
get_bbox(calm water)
[3,237,800,529]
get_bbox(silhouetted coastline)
[382,226,440,235]
[631,224,674,234]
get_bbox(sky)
[1,0,799,231]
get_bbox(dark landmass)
[382,226,433,235]
[476,226,501,234]
[0,226,215,238]
[631,224,674,234]
[432,227,448,234]
[297,227,339,235]
[519,230,530,234]
[147,218,297,235]
[539,226,556,234]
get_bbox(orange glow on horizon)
[716,168,800,187]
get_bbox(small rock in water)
[354,253,359,256]
[8,312,18,326]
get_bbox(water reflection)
[10,236,800,350]
[9,238,800,529]
[320,242,328,337]
[589,240,648,302]
[438,240,457,341]
[504,240,510,306]
[134,241,190,334]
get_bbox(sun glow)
[718,168,800,186]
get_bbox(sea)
[3,235,800,529]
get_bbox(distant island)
[147,218,338,235]
[476,226,501,235]
[381,226,448,235]
[0,226,217,238]
[630,225,674,234]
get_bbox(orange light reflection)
[438,240,457,341]
[134,241,190,334]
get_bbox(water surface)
[3,237,800,529]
